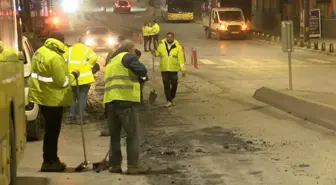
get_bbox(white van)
[202,7,250,39]
[22,36,45,141]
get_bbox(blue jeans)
[69,84,89,119]
[107,103,140,166]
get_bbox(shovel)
[92,149,110,173]
[148,55,157,105]
[74,78,90,172]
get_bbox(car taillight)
[52,16,60,25]
[126,3,131,8]
[115,3,120,7]
[25,102,34,111]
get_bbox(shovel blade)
[148,90,157,105]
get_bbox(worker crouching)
[28,32,80,172]
[104,39,151,174]
[66,41,98,123]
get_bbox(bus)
[0,0,27,184]
[161,0,194,22]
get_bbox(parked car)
[22,36,45,141]
[114,0,131,13]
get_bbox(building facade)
[252,0,336,37]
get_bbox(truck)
[19,0,63,46]
[0,0,27,184]
[202,0,252,40]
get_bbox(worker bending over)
[152,32,185,107]
[105,35,126,66]
[104,39,151,174]
[101,48,145,137]
[28,32,80,172]
[66,40,98,123]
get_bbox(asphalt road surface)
[18,3,336,185]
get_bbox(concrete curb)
[257,38,336,56]
[253,86,336,132]
[253,31,336,56]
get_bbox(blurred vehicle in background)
[81,26,117,50]
[114,0,131,13]
[202,7,250,40]
[161,0,194,22]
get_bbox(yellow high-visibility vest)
[103,52,141,104]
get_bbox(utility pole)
[303,0,310,41]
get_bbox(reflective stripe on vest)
[68,46,89,64]
[80,71,93,77]
[31,72,69,87]
[103,52,141,103]
[104,75,138,92]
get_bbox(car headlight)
[85,38,94,45]
[219,24,227,30]
[107,37,116,45]
[241,24,247,30]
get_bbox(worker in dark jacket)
[105,35,126,66]
[134,49,148,105]
[104,39,151,174]
[100,48,145,137]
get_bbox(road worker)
[28,32,80,172]
[147,22,154,51]
[151,32,185,107]
[142,22,151,52]
[104,39,151,174]
[101,48,145,137]
[66,40,98,123]
[151,20,160,50]
[105,35,125,66]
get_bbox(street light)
[61,0,79,13]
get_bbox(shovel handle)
[76,78,88,162]
[152,55,155,81]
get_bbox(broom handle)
[152,55,155,81]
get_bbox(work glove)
[139,75,148,83]
[72,69,80,79]
[181,71,186,78]
[150,50,156,56]
[92,63,100,74]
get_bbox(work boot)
[121,129,127,138]
[109,165,122,173]
[164,101,174,107]
[76,116,90,124]
[100,128,110,136]
[127,164,151,174]
[40,160,66,172]
[64,117,77,124]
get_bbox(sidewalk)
[255,32,336,56]
[290,90,336,108]
[254,87,336,133]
